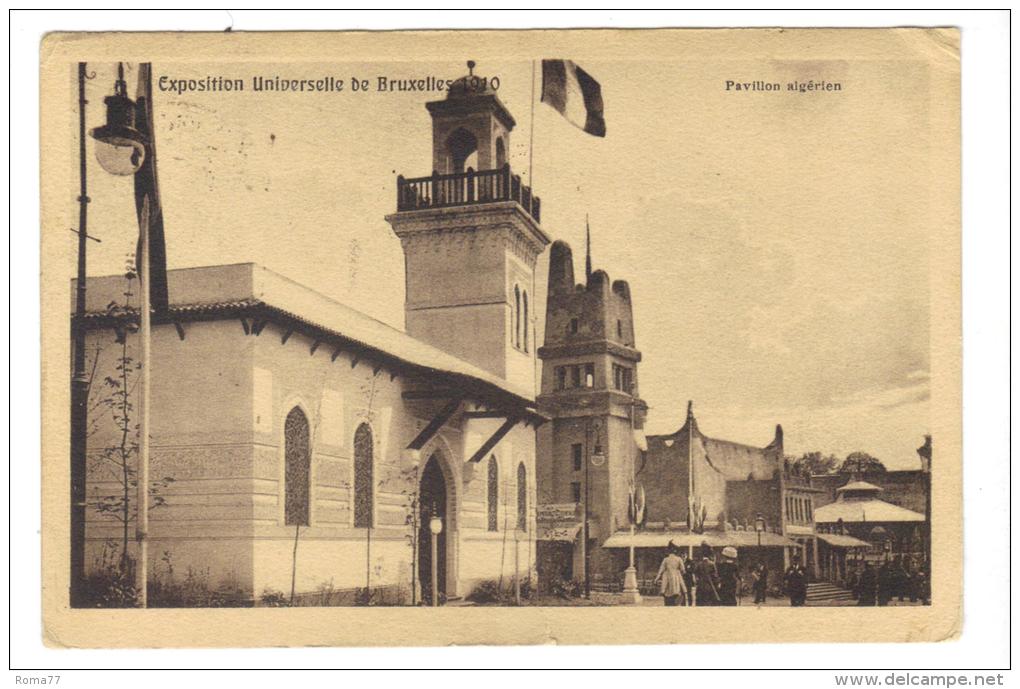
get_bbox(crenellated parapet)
[541,240,638,355]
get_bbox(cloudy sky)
[78,55,932,469]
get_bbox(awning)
[816,533,871,548]
[602,530,798,549]
[537,523,582,542]
[785,524,815,537]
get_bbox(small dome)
[447,60,498,100]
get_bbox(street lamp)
[89,61,155,608]
[429,513,443,607]
[620,483,644,604]
[90,63,147,176]
[754,514,766,569]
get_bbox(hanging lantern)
[90,63,146,175]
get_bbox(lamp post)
[620,483,643,604]
[89,62,150,606]
[429,513,443,607]
[583,418,604,598]
[750,512,767,583]
[70,61,95,608]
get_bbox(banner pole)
[528,60,536,188]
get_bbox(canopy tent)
[602,530,798,549]
[816,533,871,548]
[814,499,924,524]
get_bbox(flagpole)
[70,61,91,608]
[528,60,536,188]
[688,401,694,560]
[136,195,151,607]
[585,214,592,282]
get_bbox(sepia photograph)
[29,19,982,658]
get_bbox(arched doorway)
[418,453,448,604]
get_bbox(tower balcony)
[396,163,541,224]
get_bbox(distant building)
[814,481,925,572]
[606,406,802,587]
[538,393,807,592]
[811,437,932,582]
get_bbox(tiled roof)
[78,263,540,413]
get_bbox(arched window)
[522,291,529,352]
[446,127,478,174]
[284,407,311,526]
[353,423,374,528]
[495,137,507,169]
[516,463,527,532]
[513,285,521,349]
[487,455,499,531]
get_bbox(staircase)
[805,581,855,605]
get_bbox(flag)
[541,59,606,137]
[133,63,169,312]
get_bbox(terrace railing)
[396,164,541,223]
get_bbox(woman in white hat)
[653,541,688,606]
[717,546,741,606]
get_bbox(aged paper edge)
[38,28,961,648]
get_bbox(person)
[895,558,910,602]
[752,562,768,604]
[797,564,809,605]
[877,559,893,606]
[682,553,697,606]
[716,547,741,606]
[653,541,688,606]
[915,567,930,605]
[693,543,720,606]
[847,561,861,600]
[784,562,806,606]
[857,562,878,606]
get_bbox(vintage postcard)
[39,28,961,647]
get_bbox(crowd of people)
[652,543,930,607]
[847,557,930,606]
[652,541,777,607]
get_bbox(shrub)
[260,588,290,607]
[549,576,582,600]
[466,579,502,604]
[82,562,139,608]
[147,565,249,607]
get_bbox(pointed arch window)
[487,455,499,531]
[513,285,521,349]
[522,291,529,352]
[516,463,528,532]
[284,407,311,526]
[353,423,374,528]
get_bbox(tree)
[790,451,840,476]
[840,451,887,474]
[85,273,173,593]
[377,455,421,605]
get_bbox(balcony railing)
[396,164,541,223]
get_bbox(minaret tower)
[385,62,549,397]
[535,236,647,580]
